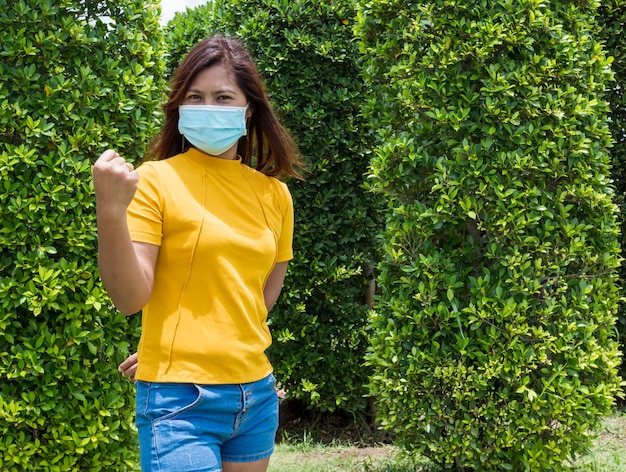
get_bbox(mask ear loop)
[181,134,190,154]
[243,104,250,137]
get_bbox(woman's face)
[179,64,252,160]
[182,64,248,109]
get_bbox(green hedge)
[598,0,626,384]
[165,0,381,414]
[0,1,164,469]
[356,0,623,469]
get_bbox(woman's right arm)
[92,149,158,315]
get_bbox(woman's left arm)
[264,261,288,312]
[118,352,138,381]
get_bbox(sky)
[160,0,208,24]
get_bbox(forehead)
[188,64,242,93]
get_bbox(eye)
[185,93,202,101]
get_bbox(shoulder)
[242,166,292,204]
[137,155,191,185]
[137,156,181,174]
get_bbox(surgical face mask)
[178,104,248,156]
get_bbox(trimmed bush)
[164,0,381,414]
[356,0,623,469]
[0,1,165,469]
[598,0,626,383]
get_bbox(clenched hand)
[92,149,139,214]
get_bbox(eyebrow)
[186,87,238,95]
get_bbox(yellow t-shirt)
[126,148,294,384]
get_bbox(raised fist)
[92,149,139,214]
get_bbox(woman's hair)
[146,35,304,180]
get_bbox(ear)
[245,105,253,120]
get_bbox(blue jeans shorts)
[135,374,279,472]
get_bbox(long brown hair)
[146,36,304,180]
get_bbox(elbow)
[109,291,150,316]
[100,277,152,316]
[113,300,148,316]
[118,305,142,317]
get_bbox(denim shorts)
[135,374,279,472]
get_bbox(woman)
[92,36,303,472]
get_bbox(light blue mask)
[178,104,248,156]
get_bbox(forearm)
[97,211,152,315]
[264,261,288,312]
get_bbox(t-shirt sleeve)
[276,181,294,263]
[127,163,163,246]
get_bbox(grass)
[571,413,626,472]
[268,441,425,472]
[268,412,626,472]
